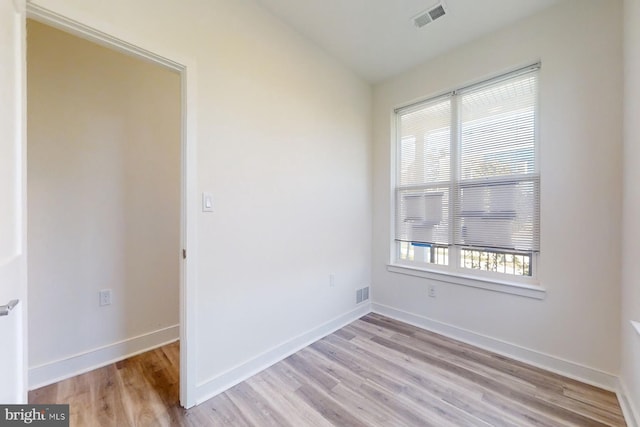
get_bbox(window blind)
[454,71,539,251]
[395,65,540,253]
[396,96,452,245]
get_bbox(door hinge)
[182,249,186,259]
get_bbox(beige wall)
[28,0,373,402]
[372,0,623,381]
[27,20,181,385]
[622,0,640,421]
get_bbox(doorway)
[25,18,185,405]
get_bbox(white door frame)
[25,4,199,408]
[0,0,27,404]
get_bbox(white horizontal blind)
[454,70,539,251]
[396,96,452,245]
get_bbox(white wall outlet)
[329,274,335,287]
[99,289,112,306]
[428,284,436,298]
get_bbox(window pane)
[460,74,536,180]
[397,97,452,249]
[398,241,448,266]
[399,98,451,186]
[460,248,532,276]
[454,71,539,252]
[397,187,450,245]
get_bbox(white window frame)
[388,64,545,299]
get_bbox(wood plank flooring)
[29,313,627,426]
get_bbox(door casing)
[25,3,200,408]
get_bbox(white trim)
[179,61,199,408]
[25,3,199,408]
[632,320,640,337]
[618,378,639,427]
[28,325,179,390]
[387,264,546,299]
[18,0,29,404]
[194,305,371,405]
[371,303,618,391]
[26,4,181,71]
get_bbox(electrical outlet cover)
[99,289,112,306]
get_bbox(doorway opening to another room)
[25,9,196,407]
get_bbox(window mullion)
[449,91,461,270]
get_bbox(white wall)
[372,0,623,383]
[27,0,372,403]
[27,20,181,386]
[622,0,640,421]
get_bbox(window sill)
[387,264,546,300]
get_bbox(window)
[394,64,540,280]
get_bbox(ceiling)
[253,0,564,83]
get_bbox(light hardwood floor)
[29,313,627,426]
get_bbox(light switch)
[202,192,214,212]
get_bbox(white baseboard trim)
[618,379,640,427]
[29,324,180,390]
[371,303,619,392]
[194,304,372,405]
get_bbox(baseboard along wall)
[27,302,637,427]
[617,379,640,427]
[371,302,640,427]
[371,303,618,391]
[28,324,179,390]
[194,304,372,405]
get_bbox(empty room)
[1,0,639,426]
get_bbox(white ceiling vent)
[413,2,447,28]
